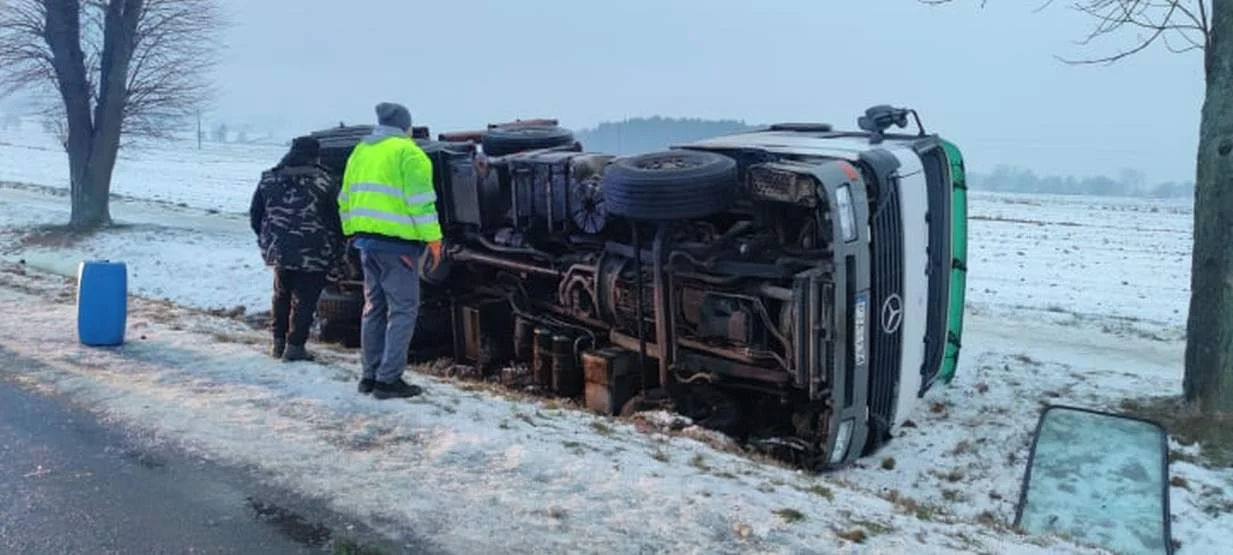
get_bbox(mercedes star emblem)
[881,294,903,334]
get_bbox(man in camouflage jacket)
[249,136,344,361]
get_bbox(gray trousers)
[359,248,422,383]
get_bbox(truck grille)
[868,182,904,434]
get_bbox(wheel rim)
[635,155,702,171]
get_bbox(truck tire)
[602,149,738,221]
[317,287,363,347]
[482,125,576,157]
[318,286,363,323]
[318,317,360,347]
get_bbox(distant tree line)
[573,116,760,155]
[969,164,1195,199]
[203,121,276,145]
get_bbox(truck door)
[912,139,954,393]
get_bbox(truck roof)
[676,129,931,162]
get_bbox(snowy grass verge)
[1,253,1229,553]
[0,181,268,312]
[0,264,1102,554]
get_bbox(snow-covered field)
[0,122,273,213]
[1,119,1229,554]
[968,192,1192,335]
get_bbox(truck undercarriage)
[306,109,959,471]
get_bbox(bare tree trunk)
[42,0,104,229]
[76,0,142,230]
[42,0,141,230]
[1184,0,1233,412]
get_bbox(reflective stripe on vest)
[341,208,439,228]
[339,135,443,243]
[337,183,438,207]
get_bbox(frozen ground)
[1,121,1230,554]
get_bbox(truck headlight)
[829,418,855,464]
[835,185,857,242]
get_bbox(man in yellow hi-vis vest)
[339,102,443,400]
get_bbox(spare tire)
[482,125,576,157]
[603,149,738,221]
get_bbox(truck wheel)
[481,125,576,157]
[318,316,359,347]
[318,286,362,348]
[602,149,738,221]
[318,286,363,324]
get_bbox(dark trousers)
[359,248,423,383]
[272,269,328,347]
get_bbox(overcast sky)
[209,0,1203,182]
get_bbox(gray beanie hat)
[376,102,412,131]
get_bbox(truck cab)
[677,106,967,454]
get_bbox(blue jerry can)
[76,260,128,347]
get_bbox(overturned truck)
[303,106,969,471]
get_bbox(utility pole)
[196,111,202,149]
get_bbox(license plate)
[853,291,868,367]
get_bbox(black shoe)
[271,340,286,359]
[373,379,423,400]
[357,378,375,394]
[281,345,316,362]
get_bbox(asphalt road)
[0,346,415,555]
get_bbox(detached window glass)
[1016,405,1172,555]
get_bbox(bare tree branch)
[917,0,1211,69]
[0,0,54,99]
[121,0,224,139]
[0,0,226,144]
[1057,1,1208,66]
